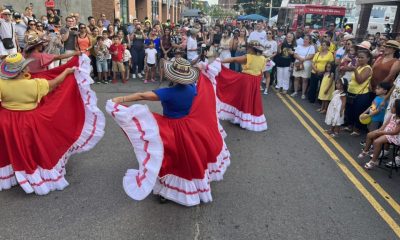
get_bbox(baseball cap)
[13,12,21,19]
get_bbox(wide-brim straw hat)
[343,33,355,41]
[383,40,400,50]
[0,53,34,79]
[357,41,371,50]
[164,57,199,85]
[24,34,48,52]
[247,40,265,51]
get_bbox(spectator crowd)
[1,4,400,169]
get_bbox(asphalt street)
[1,78,400,240]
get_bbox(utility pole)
[269,0,273,19]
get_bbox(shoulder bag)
[294,46,311,71]
[1,22,15,50]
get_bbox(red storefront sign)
[45,0,55,8]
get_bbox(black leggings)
[307,73,323,103]
[345,92,374,130]
[131,47,145,74]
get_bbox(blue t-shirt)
[371,96,387,123]
[153,84,197,119]
[145,38,161,52]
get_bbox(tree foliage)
[208,5,237,18]
[235,0,282,18]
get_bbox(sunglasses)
[29,23,36,26]
[37,25,43,27]
[80,27,86,29]
[267,32,272,35]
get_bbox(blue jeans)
[234,50,246,72]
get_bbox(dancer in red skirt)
[206,40,268,131]
[107,58,230,206]
[0,53,105,195]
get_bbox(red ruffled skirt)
[204,61,267,131]
[106,73,230,206]
[0,56,105,195]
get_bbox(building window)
[152,0,159,22]
[120,0,129,24]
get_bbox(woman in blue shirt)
[109,58,230,206]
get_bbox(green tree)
[237,0,282,18]
[208,5,237,18]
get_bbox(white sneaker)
[138,73,143,78]
[141,71,145,75]
[131,74,136,79]
[260,86,265,91]
[275,85,280,90]
[301,94,306,100]
[290,92,298,97]
[263,88,268,95]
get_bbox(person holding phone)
[60,16,79,64]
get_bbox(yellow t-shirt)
[312,51,334,73]
[242,54,266,76]
[318,43,336,53]
[348,65,372,95]
[0,78,49,111]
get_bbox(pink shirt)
[28,52,55,73]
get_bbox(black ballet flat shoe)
[159,196,168,204]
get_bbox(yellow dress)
[242,54,266,76]
[348,65,372,95]
[0,78,49,111]
[318,73,335,100]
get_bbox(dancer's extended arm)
[221,55,247,64]
[112,92,159,103]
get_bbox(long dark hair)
[283,32,296,48]
[340,77,349,94]
[27,20,36,31]
[394,99,400,118]
[358,50,373,65]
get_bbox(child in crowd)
[94,36,110,84]
[360,82,392,132]
[339,45,357,80]
[109,36,126,83]
[102,31,113,82]
[144,42,157,83]
[325,78,348,137]
[123,43,131,82]
[358,99,400,170]
[317,62,335,113]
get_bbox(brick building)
[0,0,186,25]
[93,0,186,24]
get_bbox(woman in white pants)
[274,32,296,94]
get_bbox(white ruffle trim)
[0,55,105,195]
[152,141,231,207]
[105,101,164,201]
[201,59,268,132]
[105,82,231,206]
[217,99,268,132]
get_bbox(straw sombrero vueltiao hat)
[24,34,48,53]
[0,53,34,79]
[164,58,199,85]
[383,40,400,50]
[247,40,265,51]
